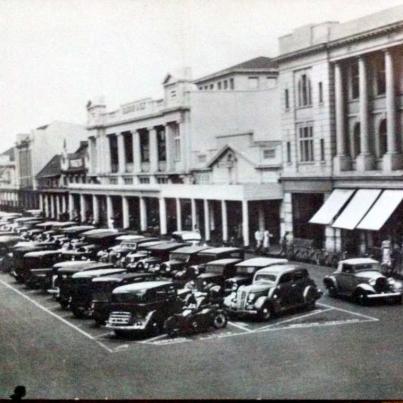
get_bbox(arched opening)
[378,119,387,158]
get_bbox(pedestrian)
[263,229,273,255]
[391,241,401,276]
[381,238,392,275]
[254,229,263,254]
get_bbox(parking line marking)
[256,308,332,331]
[145,334,167,342]
[94,332,113,339]
[228,321,254,333]
[317,302,379,321]
[0,278,114,354]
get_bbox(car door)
[337,264,355,293]
[291,269,308,305]
[276,272,297,308]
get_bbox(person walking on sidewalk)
[263,229,273,255]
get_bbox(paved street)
[1,263,402,400]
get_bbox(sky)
[0,0,402,151]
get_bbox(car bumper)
[225,306,258,316]
[105,322,148,331]
[367,292,401,299]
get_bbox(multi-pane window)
[286,141,292,163]
[123,132,133,164]
[209,84,214,90]
[298,74,312,107]
[230,78,234,90]
[284,89,289,110]
[375,57,386,95]
[263,149,275,160]
[139,131,149,163]
[298,125,314,162]
[139,176,150,184]
[351,62,359,99]
[174,126,181,161]
[320,138,325,161]
[217,82,222,90]
[156,128,166,162]
[157,177,169,184]
[109,134,119,172]
[318,82,323,104]
[223,80,228,90]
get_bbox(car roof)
[340,258,379,265]
[0,235,21,244]
[138,240,167,249]
[198,246,242,255]
[171,245,210,254]
[236,257,288,267]
[84,231,122,240]
[61,225,96,233]
[92,272,156,283]
[73,268,125,278]
[112,280,172,294]
[116,235,145,242]
[146,241,185,251]
[255,264,302,276]
[205,258,242,266]
[172,230,202,240]
[54,260,97,268]
[24,250,61,257]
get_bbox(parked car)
[98,235,148,264]
[54,261,114,308]
[60,225,96,239]
[171,230,202,245]
[0,235,21,272]
[69,267,126,318]
[323,258,403,305]
[91,272,163,325]
[106,281,183,337]
[224,265,322,320]
[224,257,288,294]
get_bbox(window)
[351,62,359,99]
[157,177,168,184]
[139,176,150,184]
[139,130,150,163]
[263,149,276,160]
[123,132,133,163]
[284,89,289,110]
[223,80,228,90]
[318,82,323,104]
[217,82,222,90]
[170,90,176,98]
[286,141,291,163]
[320,138,325,161]
[279,273,293,284]
[199,86,203,91]
[204,86,208,90]
[173,126,181,161]
[230,78,234,90]
[298,73,312,107]
[124,177,133,185]
[109,134,119,173]
[375,57,386,95]
[209,84,214,90]
[198,154,206,163]
[157,128,166,162]
[248,77,259,89]
[298,125,314,162]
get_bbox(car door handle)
[291,284,297,287]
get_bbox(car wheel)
[212,312,228,329]
[71,305,87,319]
[59,299,69,309]
[327,285,338,298]
[114,330,128,338]
[257,304,272,321]
[148,319,160,336]
[355,290,368,306]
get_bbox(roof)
[0,147,15,161]
[112,281,172,294]
[205,258,242,266]
[194,56,277,84]
[340,258,379,265]
[36,154,61,179]
[73,268,125,279]
[236,257,288,267]
[198,247,242,255]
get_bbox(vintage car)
[91,272,163,325]
[60,225,96,239]
[0,235,21,272]
[224,265,322,320]
[224,257,288,294]
[79,230,127,259]
[171,230,202,245]
[16,250,63,287]
[184,257,243,298]
[130,241,188,273]
[69,267,126,318]
[106,281,183,337]
[54,261,114,308]
[323,258,403,305]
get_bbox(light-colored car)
[323,258,402,305]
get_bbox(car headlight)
[232,283,238,291]
[248,293,255,302]
[369,279,376,286]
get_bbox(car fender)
[323,276,337,289]
[303,285,320,302]
[144,310,158,326]
[355,283,375,294]
[254,296,268,310]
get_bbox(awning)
[309,189,355,225]
[332,189,382,230]
[357,190,403,231]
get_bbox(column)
[258,202,265,231]
[204,199,210,241]
[139,197,147,232]
[68,193,74,220]
[176,198,182,231]
[165,124,172,172]
[149,127,158,173]
[106,196,113,229]
[49,194,55,218]
[118,133,126,174]
[159,197,167,235]
[191,199,197,230]
[132,130,141,173]
[242,200,250,247]
[39,194,44,213]
[333,62,351,172]
[80,194,86,223]
[221,200,228,242]
[92,195,100,224]
[43,195,48,217]
[62,195,67,216]
[122,196,130,229]
[383,48,401,170]
[56,195,61,219]
[356,56,374,171]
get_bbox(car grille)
[375,277,389,293]
[237,290,247,310]
[108,311,132,326]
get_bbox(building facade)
[278,5,403,254]
[0,147,19,211]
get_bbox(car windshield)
[236,266,257,275]
[354,263,381,272]
[169,253,190,263]
[112,291,148,303]
[204,265,224,274]
[254,273,277,284]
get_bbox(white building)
[0,147,18,211]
